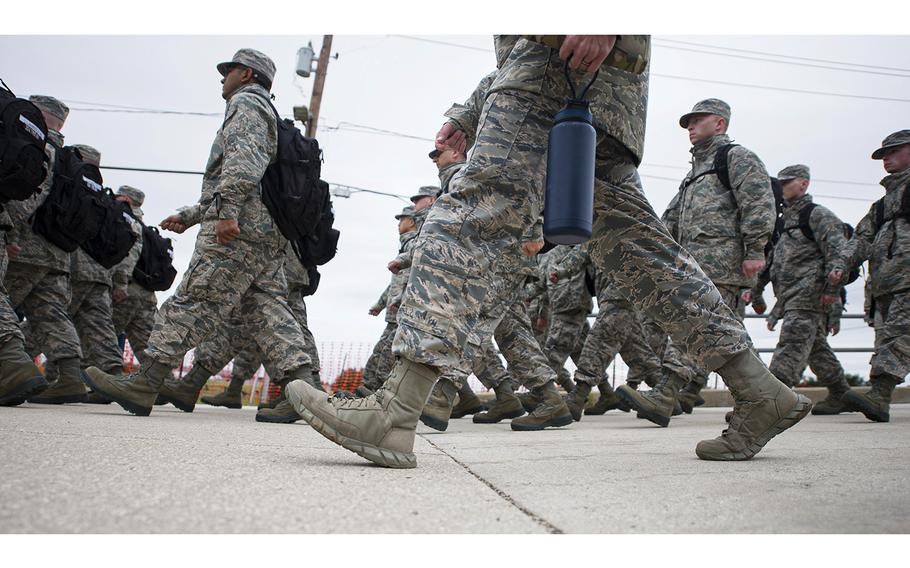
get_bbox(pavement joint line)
[419,434,564,534]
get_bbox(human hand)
[215,219,240,244]
[742,260,766,280]
[559,35,617,73]
[160,214,187,234]
[522,240,544,257]
[820,295,839,306]
[435,122,467,154]
[6,244,21,260]
[828,270,844,284]
[112,289,128,303]
[741,290,753,304]
[388,260,401,274]
[549,272,559,284]
[368,308,380,316]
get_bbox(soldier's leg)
[588,136,809,456]
[768,310,816,388]
[544,310,587,391]
[0,250,47,405]
[465,332,523,423]
[361,323,397,391]
[71,283,123,375]
[125,301,157,368]
[288,288,321,383]
[844,292,910,422]
[805,313,850,415]
[566,300,627,420]
[14,269,87,404]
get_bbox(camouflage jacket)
[848,166,910,298]
[438,161,465,194]
[490,35,650,165]
[545,245,593,315]
[663,134,775,288]
[377,230,420,324]
[179,83,281,248]
[282,241,309,290]
[764,194,848,312]
[444,71,498,151]
[5,129,71,272]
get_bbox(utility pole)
[306,35,333,138]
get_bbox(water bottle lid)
[554,100,593,125]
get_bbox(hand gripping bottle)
[543,61,599,245]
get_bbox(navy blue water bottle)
[544,61,599,245]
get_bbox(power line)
[651,41,910,79]
[70,107,222,117]
[391,34,490,53]
[656,38,910,74]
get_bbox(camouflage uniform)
[758,166,850,391]
[0,214,25,348]
[842,140,910,420]
[4,127,83,366]
[362,219,420,391]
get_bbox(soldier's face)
[413,196,435,211]
[40,110,64,133]
[221,66,252,99]
[781,178,808,203]
[398,217,416,234]
[882,145,910,174]
[115,195,133,207]
[435,148,462,170]
[686,114,725,145]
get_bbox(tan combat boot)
[616,373,684,428]
[510,381,573,431]
[473,380,525,423]
[82,360,174,416]
[677,381,706,414]
[811,376,852,416]
[841,374,901,422]
[203,373,244,409]
[696,350,812,461]
[564,381,593,422]
[450,382,485,419]
[28,357,88,404]
[585,382,623,415]
[287,358,439,468]
[0,339,48,406]
[419,378,457,431]
[157,364,213,413]
[256,366,314,423]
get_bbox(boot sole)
[697,394,814,461]
[472,407,526,423]
[254,413,301,424]
[202,399,243,409]
[27,393,89,405]
[156,395,195,413]
[618,389,670,427]
[585,401,621,416]
[510,413,574,431]
[841,393,889,422]
[81,371,152,417]
[0,376,49,406]
[810,407,848,416]
[292,406,416,469]
[418,413,449,432]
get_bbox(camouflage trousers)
[0,242,24,347]
[192,285,321,383]
[769,309,845,389]
[5,261,82,363]
[445,295,555,392]
[869,291,910,382]
[544,309,590,386]
[144,235,310,375]
[393,88,749,373]
[362,322,397,391]
[655,284,749,388]
[112,282,157,367]
[575,298,663,388]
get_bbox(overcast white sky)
[1,26,908,378]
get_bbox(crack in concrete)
[420,434,564,534]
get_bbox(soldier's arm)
[177,204,204,228]
[847,205,876,271]
[372,285,389,313]
[442,70,498,151]
[661,192,681,239]
[112,217,144,295]
[811,206,848,295]
[553,245,589,279]
[215,96,273,221]
[728,148,775,261]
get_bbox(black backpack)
[80,191,138,269]
[683,144,785,257]
[132,224,177,292]
[254,95,330,248]
[784,202,861,285]
[31,145,107,252]
[293,179,340,268]
[300,266,321,297]
[0,80,49,202]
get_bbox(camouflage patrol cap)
[410,185,441,202]
[28,95,69,122]
[217,48,276,85]
[395,205,416,220]
[871,130,910,160]
[777,164,810,182]
[71,144,101,166]
[116,185,145,207]
[679,98,731,128]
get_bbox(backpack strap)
[873,197,885,235]
[797,202,818,242]
[712,143,737,191]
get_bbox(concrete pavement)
[1,401,908,533]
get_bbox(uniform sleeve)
[661,192,681,239]
[554,245,589,279]
[728,147,775,261]
[811,206,848,297]
[847,204,876,272]
[216,96,273,221]
[372,285,389,313]
[178,204,204,228]
[443,71,498,151]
